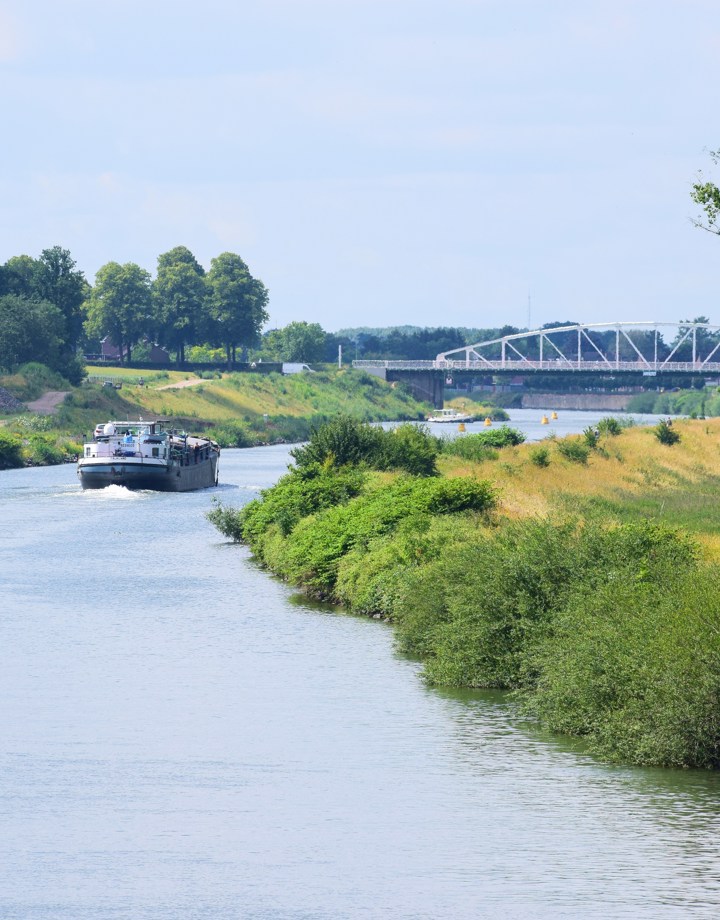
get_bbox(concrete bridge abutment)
[361,367,445,409]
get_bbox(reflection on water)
[437,687,720,913]
[1,434,719,919]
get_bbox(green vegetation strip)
[208,416,720,770]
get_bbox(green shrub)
[442,437,498,464]
[394,519,696,691]
[596,417,617,435]
[597,416,626,436]
[440,426,525,464]
[271,475,497,595]
[527,566,720,767]
[290,416,385,469]
[654,419,681,445]
[205,419,254,448]
[395,519,588,688]
[234,464,368,547]
[0,429,23,469]
[379,423,440,476]
[206,498,246,542]
[24,435,65,465]
[529,445,550,467]
[556,438,590,464]
[290,416,440,476]
[582,426,599,448]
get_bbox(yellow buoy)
[541,415,549,425]
[551,411,558,420]
[484,417,492,426]
[458,422,466,432]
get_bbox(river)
[1,411,719,919]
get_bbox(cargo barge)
[77,420,220,491]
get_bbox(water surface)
[1,419,719,919]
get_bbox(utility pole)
[338,344,343,368]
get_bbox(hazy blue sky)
[1,0,719,332]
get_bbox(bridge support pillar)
[358,366,444,408]
[387,370,444,408]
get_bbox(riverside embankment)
[0,363,433,469]
[210,414,720,770]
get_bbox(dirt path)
[25,390,70,415]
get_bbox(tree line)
[1,250,718,381]
[86,246,269,367]
[0,245,269,377]
[0,244,521,374]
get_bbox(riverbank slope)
[209,417,720,768]
[0,363,435,468]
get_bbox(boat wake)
[83,484,142,500]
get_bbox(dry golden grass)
[134,382,275,420]
[84,367,426,425]
[100,374,317,420]
[440,418,720,552]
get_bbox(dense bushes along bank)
[0,417,81,469]
[209,417,720,769]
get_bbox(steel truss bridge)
[353,322,720,375]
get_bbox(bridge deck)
[354,360,720,373]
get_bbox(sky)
[1,0,719,333]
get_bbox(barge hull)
[78,458,218,492]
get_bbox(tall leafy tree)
[153,246,207,365]
[206,252,269,367]
[0,294,65,371]
[2,255,41,297]
[278,321,327,363]
[34,246,89,350]
[85,262,153,364]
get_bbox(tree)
[34,246,89,350]
[0,294,65,371]
[206,252,269,368]
[277,321,327,363]
[2,255,41,297]
[85,262,153,364]
[153,246,207,365]
[669,316,720,362]
[323,331,356,363]
[254,328,284,361]
[691,149,720,235]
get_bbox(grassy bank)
[0,417,82,469]
[626,387,719,417]
[0,363,433,468]
[208,416,720,769]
